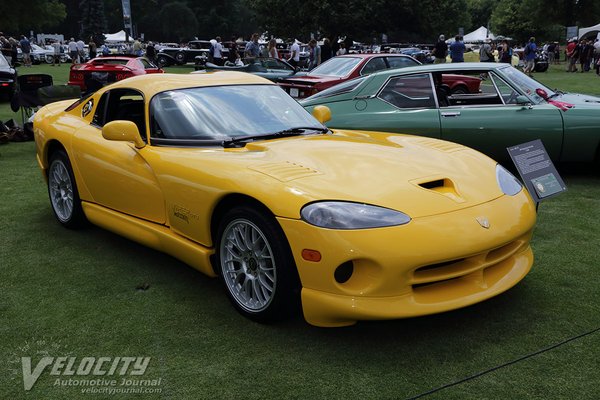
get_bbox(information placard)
[507,139,566,203]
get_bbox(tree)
[158,2,198,42]
[0,0,66,33]
[80,0,107,40]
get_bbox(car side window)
[490,73,520,104]
[92,93,108,126]
[386,57,419,69]
[377,74,436,109]
[361,57,387,75]
[97,89,147,142]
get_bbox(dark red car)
[278,54,479,99]
[68,56,163,91]
[278,54,420,99]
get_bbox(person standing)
[228,38,240,64]
[88,37,97,59]
[523,37,537,76]
[68,38,78,63]
[479,38,493,62]
[433,34,448,63]
[145,41,156,64]
[336,42,346,56]
[499,40,513,64]
[76,38,85,62]
[307,39,321,70]
[19,35,32,67]
[320,38,332,63]
[52,40,61,66]
[566,39,578,72]
[267,38,278,59]
[449,35,465,63]
[547,41,555,65]
[287,39,300,69]
[212,36,224,65]
[244,33,260,60]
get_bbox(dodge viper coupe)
[67,55,164,92]
[301,62,600,162]
[34,72,536,327]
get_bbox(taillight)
[115,73,133,81]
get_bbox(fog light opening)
[334,261,354,284]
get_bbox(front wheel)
[216,206,300,322]
[174,51,186,64]
[156,54,169,67]
[47,150,86,228]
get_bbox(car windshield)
[308,57,362,77]
[499,66,555,104]
[150,84,324,141]
[0,54,8,67]
[92,59,129,65]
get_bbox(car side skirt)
[82,202,216,277]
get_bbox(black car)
[0,53,16,100]
[158,40,230,65]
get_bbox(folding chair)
[10,74,53,124]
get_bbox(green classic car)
[301,62,600,162]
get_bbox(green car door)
[438,72,564,161]
[314,73,442,139]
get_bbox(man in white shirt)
[212,37,224,66]
[68,39,78,63]
[76,39,85,62]
[287,40,300,69]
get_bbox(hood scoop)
[412,138,465,153]
[248,161,322,182]
[412,177,466,203]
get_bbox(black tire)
[47,150,86,228]
[174,51,186,65]
[535,61,549,72]
[45,54,54,64]
[215,206,300,323]
[451,85,468,95]
[156,54,169,67]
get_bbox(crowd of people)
[431,33,600,77]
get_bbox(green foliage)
[79,0,107,40]
[0,0,66,33]
[158,2,199,42]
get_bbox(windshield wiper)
[222,127,329,148]
[548,90,564,99]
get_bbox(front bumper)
[277,191,536,327]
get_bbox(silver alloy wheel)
[48,160,74,222]
[220,219,277,313]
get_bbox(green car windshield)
[499,66,555,104]
[307,57,362,77]
[150,84,324,141]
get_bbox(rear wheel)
[156,54,169,67]
[47,150,86,228]
[216,206,300,322]
[175,51,186,64]
[45,54,54,64]
[451,85,468,95]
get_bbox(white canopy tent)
[578,23,600,40]
[462,26,495,43]
[104,30,128,42]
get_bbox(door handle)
[441,111,461,117]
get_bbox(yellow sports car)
[34,72,536,327]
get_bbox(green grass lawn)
[1,62,600,399]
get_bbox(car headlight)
[496,164,522,196]
[301,201,411,229]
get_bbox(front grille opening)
[415,258,466,273]
[486,241,522,262]
[334,261,354,284]
[413,276,460,290]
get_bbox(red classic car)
[278,54,480,99]
[68,56,163,91]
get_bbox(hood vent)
[248,161,322,182]
[412,138,465,153]
[414,177,465,203]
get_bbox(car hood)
[210,131,506,218]
[554,92,600,106]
